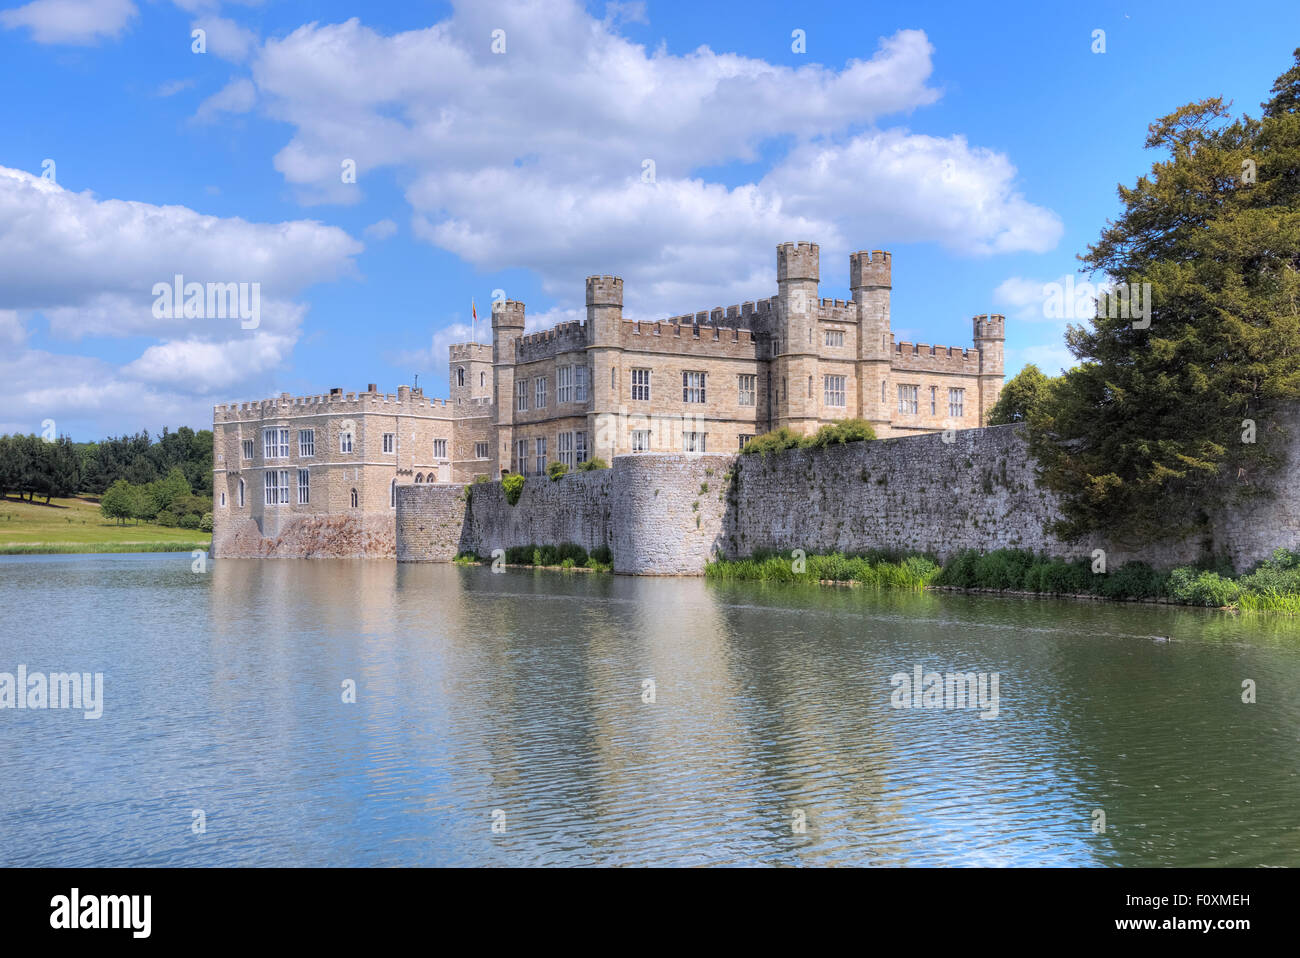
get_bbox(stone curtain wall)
[213,513,396,559]
[354,412,1300,572]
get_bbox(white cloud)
[363,218,397,241]
[194,77,257,123]
[157,78,197,97]
[233,3,1058,318]
[0,165,362,435]
[192,15,257,62]
[0,0,136,45]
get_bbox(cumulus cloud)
[194,77,257,122]
[232,2,1058,318]
[0,0,136,45]
[192,14,258,62]
[0,165,361,435]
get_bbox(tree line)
[0,426,213,504]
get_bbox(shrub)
[740,427,803,456]
[804,418,877,449]
[1099,561,1167,600]
[177,513,200,529]
[501,473,525,506]
[589,545,612,565]
[199,512,213,533]
[155,509,179,528]
[1168,567,1241,607]
[547,461,569,481]
[471,474,490,485]
[577,458,609,471]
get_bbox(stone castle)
[212,242,1004,557]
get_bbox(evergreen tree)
[1031,49,1300,546]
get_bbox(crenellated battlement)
[777,241,819,282]
[850,249,892,289]
[517,320,589,363]
[972,313,1006,341]
[449,342,491,360]
[491,300,527,327]
[585,275,624,307]
[213,385,459,423]
[891,340,982,375]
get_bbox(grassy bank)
[455,543,613,572]
[705,547,1300,614]
[0,495,211,555]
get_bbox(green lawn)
[0,495,211,554]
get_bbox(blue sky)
[1,0,1297,440]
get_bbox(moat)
[2,553,1298,867]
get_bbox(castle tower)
[851,250,892,434]
[491,299,526,473]
[585,275,623,461]
[449,343,492,405]
[774,242,820,435]
[973,314,1006,425]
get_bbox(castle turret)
[492,299,526,473]
[585,275,624,461]
[774,242,820,435]
[851,250,892,434]
[449,342,492,405]
[973,314,1006,425]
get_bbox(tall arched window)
[457,367,465,387]
[415,473,424,483]
[350,488,358,508]
[238,478,245,507]
[480,371,485,387]
[390,478,397,508]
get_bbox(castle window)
[557,366,572,403]
[631,430,650,452]
[515,438,529,475]
[558,431,574,468]
[297,469,310,504]
[535,377,547,409]
[263,427,289,459]
[631,368,651,401]
[241,439,254,460]
[265,470,289,505]
[825,329,844,348]
[881,381,886,403]
[930,386,937,415]
[898,384,919,416]
[738,435,753,451]
[457,367,465,387]
[340,430,354,454]
[350,488,358,508]
[824,375,846,408]
[390,479,397,509]
[683,432,707,453]
[516,380,528,412]
[383,433,395,454]
[948,388,965,419]
[475,442,489,459]
[415,473,423,484]
[535,437,547,476]
[738,374,756,406]
[433,438,447,459]
[480,371,485,387]
[299,429,315,457]
[808,375,813,399]
[238,478,245,507]
[220,491,226,507]
[575,432,588,464]
[575,365,588,402]
[683,371,706,404]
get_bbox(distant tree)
[988,364,1053,425]
[100,480,134,525]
